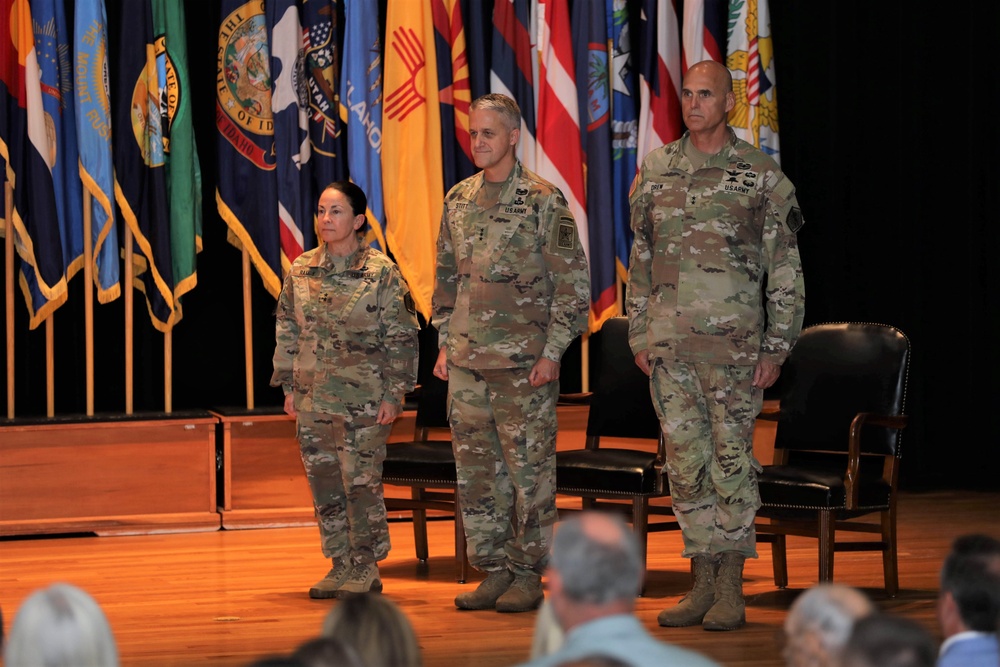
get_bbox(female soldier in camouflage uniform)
[272,182,419,598]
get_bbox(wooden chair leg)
[632,497,649,596]
[411,488,429,562]
[771,533,788,588]
[454,491,468,583]
[882,507,899,597]
[818,510,835,582]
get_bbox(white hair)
[4,583,119,667]
[787,583,875,655]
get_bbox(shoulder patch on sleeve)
[786,207,804,233]
[557,218,577,250]
[404,293,416,315]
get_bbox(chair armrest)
[845,412,908,509]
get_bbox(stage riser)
[0,417,220,536]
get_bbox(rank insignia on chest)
[557,221,576,250]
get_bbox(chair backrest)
[773,322,910,458]
[586,317,661,441]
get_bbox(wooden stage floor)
[2,489,997,666]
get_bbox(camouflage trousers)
[447,363,559,576]
[296,411,392,564]
[650,360,763,558]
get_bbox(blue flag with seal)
[216,0,281,298]
[607,0,638,282]
[111,0,174,331]
[74,0,120,304]
[573,0,617,331]
[339,0,386,251]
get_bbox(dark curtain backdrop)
[2,1,996,490]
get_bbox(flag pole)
[580,334,589,392]
[124,224,134,415]
[243,246,254,410]
[4,181,14,418]
[164,331,172,413]
[83,190,94,416]
[46,317,54,417]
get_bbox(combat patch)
[786,207,804,233]
[557,220,576,250]
[404,293,416,315]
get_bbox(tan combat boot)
[495,573,543,613]
[454,569,515,610]
[309,559,353,599]
[335,562,383,597]
[702,551,746,631]
[657,554,717,627]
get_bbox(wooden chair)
[555,316,678,589]
[755,322,911,596]
[382,374,468,583]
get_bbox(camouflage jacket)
[627,129,805,366]
[271,244,418,415]
[432,160,590,369]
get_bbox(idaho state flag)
[0,0,68,328]
[111,0,174,331]
[382,0,443,320]
[216,0,281,298]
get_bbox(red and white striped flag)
[637,0,683,160]
[681,0,725,71]
[726,0,781,162]
[534,0,587,261]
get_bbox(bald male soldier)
[627,60,805,631]
[433,93,590,613]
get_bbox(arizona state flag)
[382,0,444,319]
[0,0,68,328]
[432,0,474,190]
[74,0,121,304]
[216,0,281,298]
[153,0,201,325]
[111,0,174,331]
[340,0,386,251]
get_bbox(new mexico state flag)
[382,1,443,320]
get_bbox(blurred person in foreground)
[936,533,1000,667]
[840,612,937,667]
[782,583,875,667]
[322,591,421,667]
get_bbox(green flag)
[152,0,201,326]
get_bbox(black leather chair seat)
[382,441,457,485]
[557,449,660,496]
[757,464,892,515]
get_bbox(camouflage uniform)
[627,129,805,558]
[433,160,589,576]
[271,244,418,565]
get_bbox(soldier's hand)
[377,400,402,425]
[529,358,560,387]
[433,347,449,381]
[753,360,781,389]
[634,350,652,376]
[283,393,297,417]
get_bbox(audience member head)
[3,583,119,667]
[839,612,937,667]
[937,533,1000,637]
[293,636,366,667]
[322,592,421,667]
[546,512,642,633]
[782,583,875,667]
[554,656,632,667]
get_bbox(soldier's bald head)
[685,60,733,93]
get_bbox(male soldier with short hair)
[433,93,589,613]
[627,60,805,630]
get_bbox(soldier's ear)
[509,127,520,147]
[353,214,365,231]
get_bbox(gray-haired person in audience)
[515,511,719,667]
[781,583,874,667]
[3,582,119,667]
